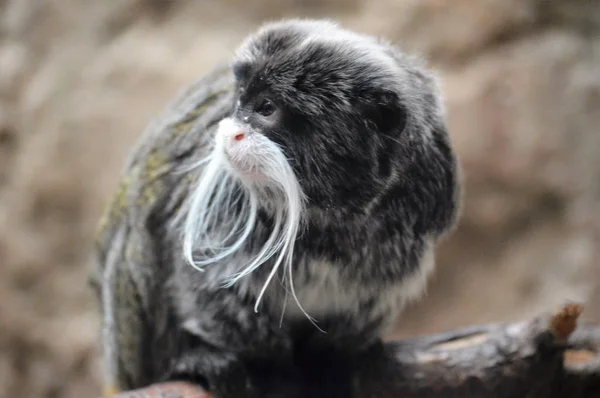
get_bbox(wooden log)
[108,382,209,397]
[103,303,600,398]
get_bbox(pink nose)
[233,132,245,141]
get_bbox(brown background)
[1,0,599,397]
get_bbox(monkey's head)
[183,19,458,307]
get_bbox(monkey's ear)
[232,61,251,82]
[357,90,407,135]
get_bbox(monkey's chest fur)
[171,207,435,357]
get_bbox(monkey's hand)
[166,343,258,398]
[90,65,235,393]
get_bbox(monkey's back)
[91,65,236,391]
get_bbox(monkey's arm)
[91,65,236,393]
[92,223,152,393]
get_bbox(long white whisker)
[223,206,284,287]
[287,246,326,333]
[191,194,257,266]
[174,154,214,175]
[279,289,289,328]
[255,245,287,312]
[182,157,222,270]
[219,188,247,243]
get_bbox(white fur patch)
[283,239,437,325]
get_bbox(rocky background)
[0,0,599,397]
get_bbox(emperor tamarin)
[91,19,461,397]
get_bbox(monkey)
[90,18,461,398]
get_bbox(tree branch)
[104,303,600,398]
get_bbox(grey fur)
[91,19,461,397]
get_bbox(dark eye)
[255,99,276,117]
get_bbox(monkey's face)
[216,20,412,213]
[183,20,456,307]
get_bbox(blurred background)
[0,0,599,396]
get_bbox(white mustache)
[182,117,318,324]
